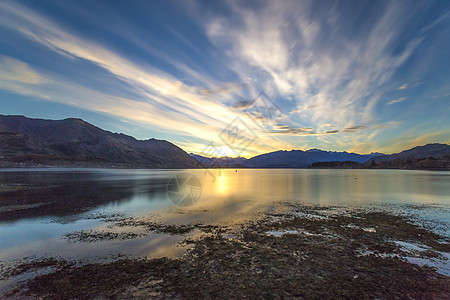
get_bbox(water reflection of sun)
[216,173,229,194]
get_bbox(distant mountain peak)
[305,148,321,152]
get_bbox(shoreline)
[1,165,449,171]
[2,204,449,299]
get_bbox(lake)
[0,168,449,269]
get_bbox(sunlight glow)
[215,173,229,195]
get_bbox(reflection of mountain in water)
[0,171,174,222]
[167,174,202,207]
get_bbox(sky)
[0,0,449,157]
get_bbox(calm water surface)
[0,169,449,264]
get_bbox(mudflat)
[3,204,449,299]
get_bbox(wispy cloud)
[0,0,446,156]
[0,56,42,84]
[387,97,407,105]
[0,1,275,156]
[202,83,247,96]
[270,125,315,135]
[342,126,368,133]
[232,100,253,110]
[204,0,423,133]
[202,0,444,156]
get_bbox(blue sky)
[0,0,449,157]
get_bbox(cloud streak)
[387,97,407,105]
[0,0,447,155]
[203,0,426,141]
[0,56,42,84]
[0,1,273,155]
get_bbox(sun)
[217,145,236,157]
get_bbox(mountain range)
[191,150,384,168]
[0,115,198,168]
[364,143,450,169]
[192,144,450,169]
[1,115,448,169]
[246,149,384,168]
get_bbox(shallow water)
[0,168,449,263]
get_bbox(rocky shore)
[2,204,449,299]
